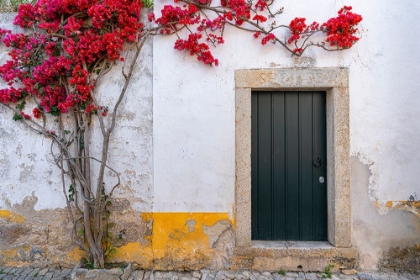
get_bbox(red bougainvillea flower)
[322,6,363,48]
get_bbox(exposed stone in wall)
[379,244,420,274]
[0,194,151,268]
[203,220,235,270]
[0,194,78,267]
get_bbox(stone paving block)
[43,272,54,280]
[16,276,25,280]
[215,271,225,280]
[15,268,25,276]
[129,270,143,280]
[21,268,34,277]
[4,274,15,280]
[59,269,72,278]
[305,273,319,280]
[357,273,373,280]
[154,272,168,279]
[0,274,6,280]
[2,268,13,274]
[408,274,420,280]
[8,269,18,275]
[28,268,41,278]
[137,271,146,280]
[37,269,49,277]
[200,271,209,280]
[33,276,43,280]
[52,270,62,277]
[142,271,151,280]
[340,276,357,280]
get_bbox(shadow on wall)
[350,156,420,272]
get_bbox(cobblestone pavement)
[0,266,419,280]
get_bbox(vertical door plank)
[312,91,328,240]
[299,92,314,240]
[257,92,273,240]
[285,93,300,240]
[251,93,259,240]
[272,92,286,240]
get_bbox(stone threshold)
[232,242,357,272]
[252,241,335,249]
[235,242,356,257]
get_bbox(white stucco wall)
[152,0,420,214]
[0,1,419,269]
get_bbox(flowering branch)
[150,1,362,62]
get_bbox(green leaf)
[50,106,60,116]
[15,101,26,110]
[13,114,23,121]
[102,237,111,243]
[142,0,153,8]
[279,269,285,276]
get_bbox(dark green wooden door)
[251,91,327,241]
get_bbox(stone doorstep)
[232,245,357,272]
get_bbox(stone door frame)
[235,68,351,250]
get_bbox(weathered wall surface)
[152,0,420,272]
[0,12,155,267]
[1,0,420,272]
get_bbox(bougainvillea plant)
[0,0,362,268]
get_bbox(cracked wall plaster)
[351,156,420,270]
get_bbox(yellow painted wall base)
[0,210,234,270]
[0,210,25,223]
[112,212,233,270]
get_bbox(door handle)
[313,157,323,168]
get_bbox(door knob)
[313,157,323,168]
